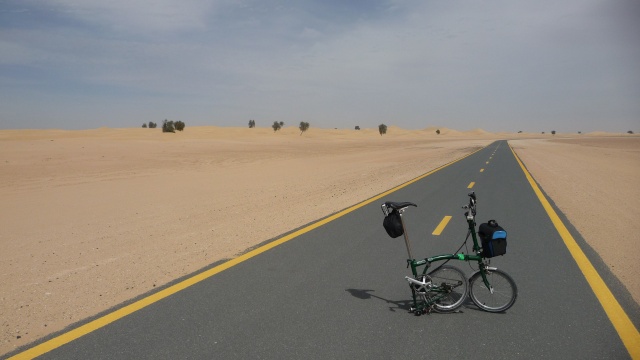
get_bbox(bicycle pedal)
[425,307,433,315]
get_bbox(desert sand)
[1,126,638,355]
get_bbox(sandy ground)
[0,126,637,355]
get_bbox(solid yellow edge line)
[9,144,490,359]
[432,216,452,235]
[509,143,640,359]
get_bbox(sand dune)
[465,128,491,136]
[0,126,637,355]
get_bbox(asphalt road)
[7,140,639,359]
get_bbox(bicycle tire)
[428,265,469,313]
[469,268,517,312]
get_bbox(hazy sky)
[1,0,639,132]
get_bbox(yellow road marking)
[432,216,452,235]
[486,161,489,164]
[468,182,475,189]
[509,143,640,359]
[480,168,484,172]
[8,145,490,360]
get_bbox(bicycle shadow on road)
[345,288,413,313]
[346,289,485,315]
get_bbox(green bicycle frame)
[402,211,493,309]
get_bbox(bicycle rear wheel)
[428,265,468,313]
[469,268,517,312]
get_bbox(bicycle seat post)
[399,210,414,260]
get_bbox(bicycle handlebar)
[462,192,477,219]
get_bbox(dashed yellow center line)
[480,168,484,172]
[486,161,489,164]
[432,216,452,235]
[468,182,475,189]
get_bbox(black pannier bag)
[478,220,507,258]
[383,209,404,238]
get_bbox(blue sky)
[1,0,638,132]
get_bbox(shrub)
[142,123,147,128]
[162,119,175,133]
[436,129,440,135]
[355,126,360,130]
[272,121,282,132]
[551,130,556,135]
[378,124,387,136]
[628,130,634,134]
[299,121,310,135]
[175,121,185,131]
[148,121,157,128]
[248,119,256,128]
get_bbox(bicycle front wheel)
[469,268,517,312]
[428,265,469,313]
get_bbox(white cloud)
[45,0,222,33]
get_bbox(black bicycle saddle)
[384,201,417,210]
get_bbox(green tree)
[272,121,282,132]
[436,129,440,135]
[142,123,147,128]
[299,121,310,135]
[148,121,157,128]
[248,119,256,128]
[628,130,634,134]
[175,121,185,131]
[162,119,175,133]
[378,124,387,136]
[355,126,360,130]
[551,130,556,135]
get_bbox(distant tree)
[272,121,282,132]
[542,131,545,134]
[279,121,284,127]
[148,121,157,129]
[174,121,185,131]
[517,130,522,133]
[551,130,556,135]
[436,129,440,135]
[248,119,256,128]
[578,131,582,134]
[162,119,175,133]
[142,123,147,128]
[378,124,387,136]
[299,121,310,135]
[628,130,634,134]
[355,126,360,130]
